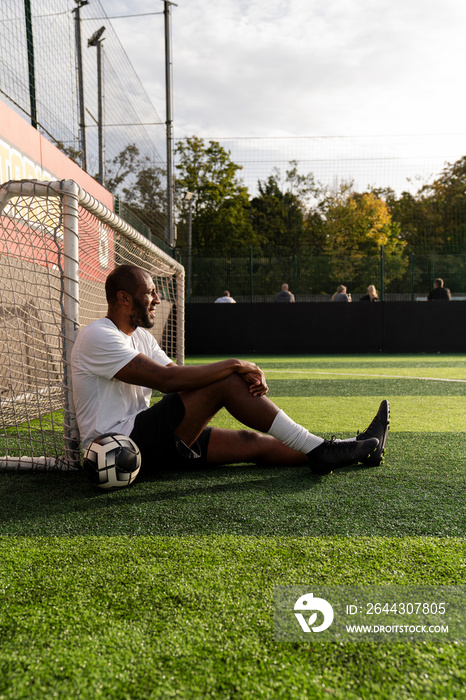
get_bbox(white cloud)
[100,0,466,139]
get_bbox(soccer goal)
[0,179,184,471]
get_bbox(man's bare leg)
[175,373,319,465]
[176,373,282,445]
[205,427,307,466]
[174,373,381,473]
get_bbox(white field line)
[268,370,466,383]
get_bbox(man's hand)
[238,367,269,397]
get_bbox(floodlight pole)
[164,1,177,248]
[96,39,104,185]
[88,27,106,186]
[73,0,89,172]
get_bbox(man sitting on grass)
[71,265,390,478]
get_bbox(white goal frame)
[0,179,184,471]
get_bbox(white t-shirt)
[214,296,236,303]
[71,318,172,448]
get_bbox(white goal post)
[0,179,184,471]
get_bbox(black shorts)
[129,392,212,477]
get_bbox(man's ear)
[116,289,131,306]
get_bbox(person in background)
[359,284,380,302]
[331,285,351,302]
[275,283,295,303]
[214,291,236,304]
[427,278,451,301]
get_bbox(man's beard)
[129,298,155,329]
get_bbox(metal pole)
[24,0,37,129]
[96,40,104,185]
[411,253,415,301]
[89,27,106,185]
[60,180,81,469]
[164,1,177,247]
[187,198,193,301]
[176,267,185,366]
[73,1,88,172]
[380,245,384,301]
[249,246,254,302]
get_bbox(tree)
[175,136,246,211]
[121,166,166,230]
[175,136,256,250]
[104,144,168,243]
[105,144,145,194]
[415,156,466,249]
[250,163,326,254]
[250,165,317,250]
[318,184,407,290]
[280,160,320,205]
[378,157,466,253]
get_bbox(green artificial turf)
[0,536,464,700]
[0,354,464,699]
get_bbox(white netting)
[0,179,184,470]
[77,207,181,359]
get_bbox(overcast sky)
[98,0,466,140]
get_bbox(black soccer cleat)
[356,399,390,466]
[308,437,379,476]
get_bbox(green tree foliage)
[175,136,256,250]
[250,163,323,251]
[386,187,450,252]
[317,183,407,291]
[105,144,144,194]
[382,157,466,252]
[101,139,466,297]
[121,166,166,231]
[175,136,243,210]
[105,144,167,242]
[413,156,466,249]
[250,174,303,250]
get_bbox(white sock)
[268,409,324,454]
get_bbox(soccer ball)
[82,433,141,490]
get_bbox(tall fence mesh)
[181,247,466,303]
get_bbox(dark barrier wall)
[185,302,466,355]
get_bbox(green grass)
[0,354,465,699]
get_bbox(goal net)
[0,179,184,471]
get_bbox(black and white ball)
[82,433,141,490]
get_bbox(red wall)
[0,99,112,209]
[0,99,118,284]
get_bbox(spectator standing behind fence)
[359,284,380,302]
[275,283,295,303]
[427,278,451,301]
[215,290,236,304]
[331,285,352,302]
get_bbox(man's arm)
[114,355,269,396]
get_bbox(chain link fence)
[179,246,466,302]
[0,0,168,242]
